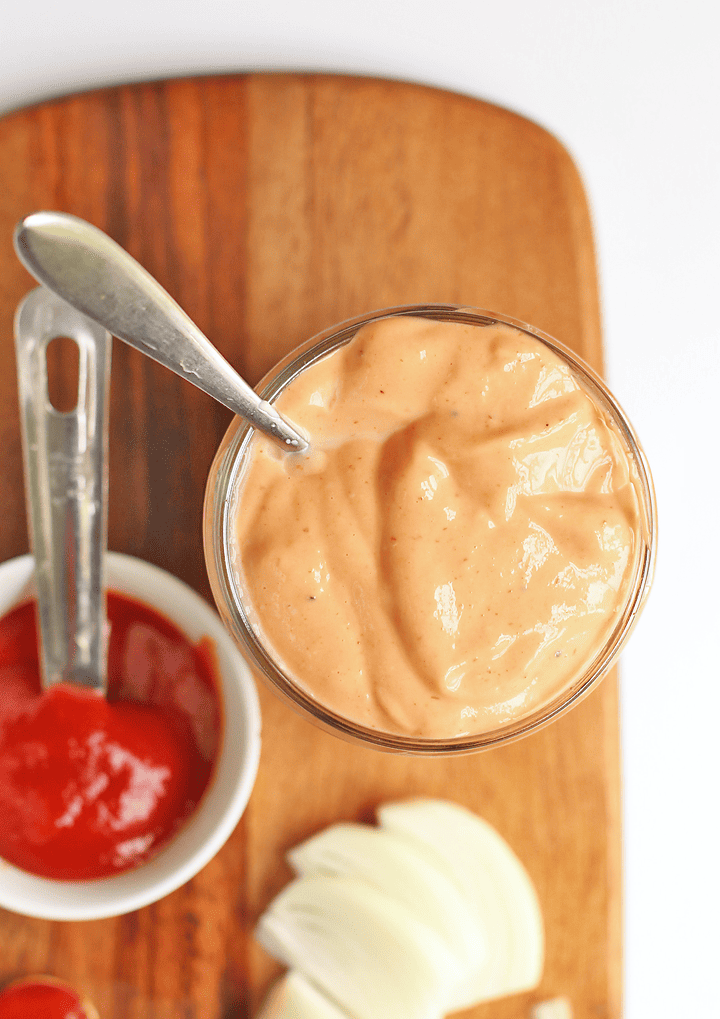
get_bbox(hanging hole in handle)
[45,335,81,413]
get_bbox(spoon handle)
[14,212,308,452]
[14,288,111,693]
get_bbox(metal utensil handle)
[14,211,307,452]
[15,287,111,692]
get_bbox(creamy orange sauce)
[232,317,643,738]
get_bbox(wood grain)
[0,75,620,1019]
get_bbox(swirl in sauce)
[233,318,644,738]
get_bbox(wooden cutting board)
[0,75,621,1019]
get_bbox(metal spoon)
[14,211,308,453]
[14,287,111,694]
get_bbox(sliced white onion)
[377,798,544,1002]
[256,873,460,1019]
[531,997,573,1019]
[255,971,350,1019]
[287,822,487,1012]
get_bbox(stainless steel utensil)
[15,287,111,693]
[14,211,308,453]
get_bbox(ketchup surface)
[0,979,93,1019]
[0,592,221,881]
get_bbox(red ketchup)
[0,592,221,881]
[0,978,95,1019]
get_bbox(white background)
[1,1,718,1014]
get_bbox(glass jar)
[203,305,656,755]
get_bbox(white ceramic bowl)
[0,552,261,921]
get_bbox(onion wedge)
[378,798,544,1002]
[256,873,461,1019]
[531,998,573,1019]
[287,822,487,1011]
[256,972,350,1019]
